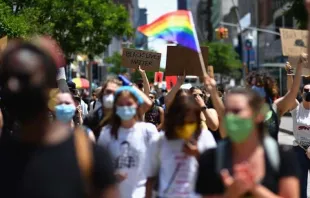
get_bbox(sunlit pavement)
[279,116,310,197]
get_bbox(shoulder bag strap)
[263,135,280,173]
[74,127,94,197]
[216,140,228,174]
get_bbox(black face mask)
[1,77,47,122]
[303,92,310,102]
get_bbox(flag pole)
[189,11,209,78]
[198,52,208,77]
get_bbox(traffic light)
[224,28,228,38]
[215,27,228,40]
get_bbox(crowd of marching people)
[4,3,310,198]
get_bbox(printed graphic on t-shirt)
[295,123,310,147]
[115,141,139,169]
[292,104,310,146]
[163,154,194,197]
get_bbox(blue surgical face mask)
[252,86,266,98]
[116,105,137,121]
[55,104,76,123]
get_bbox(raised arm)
[195,95,219,131]
[285,62,294,91]
[133,86,153,114]
[138,66,150,96]
[164,75,185,109]
[203,76,226,137]
[275,55,305,116]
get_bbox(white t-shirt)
[145,130,217,198]
[291,103,310,147]
[98,122,159,198]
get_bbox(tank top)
[291,103,310,147]
[145,105,161,126]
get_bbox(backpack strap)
[74,127,94,196]
[263,135,280,173]
[216,140,228,174]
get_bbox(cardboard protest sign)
[165,46,208,76]
[166,76,177,91]
[154,72,163,84]
[121,48,161,72]
[0,36,8,53]
[280,28,308,57]
[288,56,310,76]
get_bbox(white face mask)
[102,94,114,109]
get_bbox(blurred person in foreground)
[196,87,299,198]
[0,39,118,198]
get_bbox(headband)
[115,86,144,105]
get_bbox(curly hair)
[246,70,279,102]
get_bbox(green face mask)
[224,113,254,143]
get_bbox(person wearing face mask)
[144,91,164,131]
[98,86,157,198]
[242,55,305,142]
[53,92,96,142]
[0,39,118,198]
[83,78,122,140]
[196,88,300,198]
[145,95,216,198]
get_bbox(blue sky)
[139,0,177,67]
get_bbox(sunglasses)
[304,88,310,93]
[193,94,204,98]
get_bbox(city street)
[279,116,310,197]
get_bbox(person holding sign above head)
[136,66,151,96]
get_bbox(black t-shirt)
[0,134,116,198]
[196,144,299,196]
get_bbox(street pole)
[231,0,245,81]
[247,48,250,71]
[255,0,259,68]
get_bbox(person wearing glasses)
[189,86,219,132]
[145,91,164,131]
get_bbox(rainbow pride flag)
[138,10,201,52]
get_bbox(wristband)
[201,106,207,111]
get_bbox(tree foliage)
[0,0,132,56]
[285,0,307,29]
[202,42,242,75]
[105,52,127,75]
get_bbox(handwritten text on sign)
[121,48,161,72]
[280,28,308,56]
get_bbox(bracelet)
[201,106,207,111]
